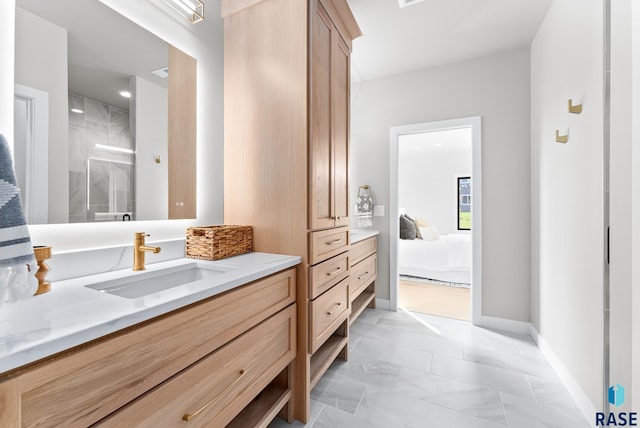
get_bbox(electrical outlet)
[373,205,384,217]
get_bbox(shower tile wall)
[68,94,135,223]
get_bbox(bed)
[398,234,471,285]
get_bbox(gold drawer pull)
[326,238,342,245]
[325,266,342,276]
[182,369,247,421]
[325,302,342,315]
[357,271,370,280]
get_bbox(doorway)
[390,117,482,324]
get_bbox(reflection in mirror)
[14,0,196,224]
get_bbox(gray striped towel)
[0,133,37,303]
[0,133,35,269]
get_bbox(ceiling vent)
[152,67,169,79]
[398,0,424,8]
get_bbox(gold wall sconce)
[568,99,582,114]
[555,130,569,143]
[161,0,204,23]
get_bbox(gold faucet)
[133,232,161,271]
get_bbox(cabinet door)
[309,4,335,230]
[310,3,351,230]
[331,30,350,228]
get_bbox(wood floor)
[399,279,470,321]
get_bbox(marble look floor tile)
[349,320,393,344]
[327,358,402,389]
[357,384,508,428]
[431,354,536,399]
[268,309,584,428]
[526,375,581,411]
[350,336,433,373]
[310,371,367,414]
[268,399,325,427]
[354,308,387,325]
[410,313,525,356]
[501,392,591,428]
[462,344,557,379]
[387,328,464,359]
[312,404,380,428]
[395,367,508,425]
[485,327,546,360]
[374,313,441,335]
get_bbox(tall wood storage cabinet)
[222,0,361,422]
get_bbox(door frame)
[14,83,49,225]
[389,116,482,324]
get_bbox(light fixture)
[152,66,169,79]
[161,0,204,24]
[71,108,84,114]
[119,90,131,98]
[95,144,135,154]
[398,0,424,8]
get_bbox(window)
[457,176,471,230]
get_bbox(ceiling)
[346,0,553,82]
[16,0,552,106]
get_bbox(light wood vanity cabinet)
[222,0,361,422]
[0,268,297,427]
[349,236,378,324]
[309,279,350,354]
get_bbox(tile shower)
[68,94,135,223]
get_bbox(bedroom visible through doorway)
[397,127,472,321]
[390,116,481,324]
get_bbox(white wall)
[530,0,604,410]
[633,0,640,410]
[0,0,14,142]
[135,76,168,220]
[351,48,531,321]
[398,137,471,236]
[14,8,69,224]
[610,0,634,412]
[0,0,224,251]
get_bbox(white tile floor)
[270,308,591,428]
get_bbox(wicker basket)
[185,225,253,261]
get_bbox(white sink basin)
[85,263,232,299]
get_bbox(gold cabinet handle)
[325,266,342,276]
[182,369,246,421]
[326,238,342,245]
[325,302,342,315]
[357,271,370,280]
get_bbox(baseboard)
[529,325,598,424]
[375,298,391,310]
[477,315,532,335]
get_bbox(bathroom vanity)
[0,253,300,427]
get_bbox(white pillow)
[419,225,440,241]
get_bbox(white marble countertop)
[0,252,301,375]
[351,229,380,244]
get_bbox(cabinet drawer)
[309,252,349,299]
[98,304,296,428]
[350,254,377,302]
[15,268,296,428]
[309,227,350,265]
[350,236,377,267]
[309,279,349,353]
